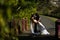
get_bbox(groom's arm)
[38,17,41,22]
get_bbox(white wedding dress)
[30,20,50,35]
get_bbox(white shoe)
[41,29,50,35]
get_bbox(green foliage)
[0,0,38,40]
[7,7,12,20]
[0,0,59,40]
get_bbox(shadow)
[18,35,56,40]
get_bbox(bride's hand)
[34,20,38,23]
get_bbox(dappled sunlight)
[0,15,5,27]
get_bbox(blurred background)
[0,0,60,40]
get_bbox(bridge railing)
[7,17,29,35]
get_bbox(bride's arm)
[32,17,38,23]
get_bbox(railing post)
[55,19,60,38]
[22,18,25,31]
[22,18,28,32]
[25,18,28,31]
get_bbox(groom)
[30,13,50,35]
